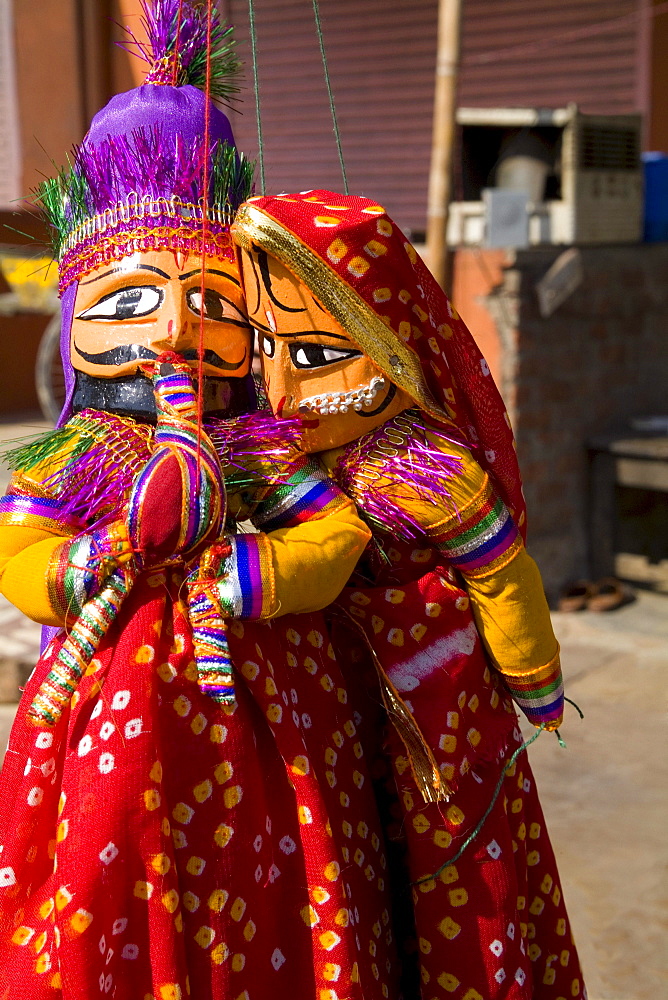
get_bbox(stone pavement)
[527,591,668,1000]
[0,411,666,999]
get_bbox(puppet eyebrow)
[178,268,241,285]
[255,322,350,341]
[257,249,306,313]
[79,263,172,284]
[273,330,351,340]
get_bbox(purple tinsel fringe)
[124,0,221,75]
[335,416,467,542]
[41,442,149,531]
[21,410,303,536]
[74,130,221,222]
[207,411,303,474]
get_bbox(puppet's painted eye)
[261,334,275,358]
[78,286,163,321]
[289,343,362,369]
[187,288,230,322]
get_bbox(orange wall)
[451,249,512,390]
[11,0,142,200]
[0,313,51,413]
[13,0,86,197]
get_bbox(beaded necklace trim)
[60,225,234,291]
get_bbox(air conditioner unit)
[447,104,643,247]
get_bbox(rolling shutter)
[226,0,645,235]
[227,0,439,235]
[459,0,644,114]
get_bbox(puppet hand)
[127,356,225,566]
[47,521,136,622]
[126,449,187,565]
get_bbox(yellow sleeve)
[424,447,564,729]
[0,430,88,626]
[268,498,371,616]
[463,546,558,673]
[208,497,371,620]
[0,525,73,626]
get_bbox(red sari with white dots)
[0,571,398,1000]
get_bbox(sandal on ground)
[587,577,635,612]
[558,580,596,612]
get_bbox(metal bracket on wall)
[535,247,583,318]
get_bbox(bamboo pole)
[425,0,463,290]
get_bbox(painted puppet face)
[239,247,411,451]
[71,249,251,379]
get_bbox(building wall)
[5,1,660,228]
[453,243,668,598]
[9,0,137,202]
[649,0,668,150]
[459,0,645,115]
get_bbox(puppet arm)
[0,428,136,627]
[1,445,370,627]
[0,525,73,627]
[0,517,133,628]
[199,453,371,619]
[419,438,562,730]
[323,425,563,730]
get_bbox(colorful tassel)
[186,542,235,703]
[127,356,225,562]
[28,567,134,727]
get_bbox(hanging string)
[196,0,214,476]
[247,0,266,194]
[311,0,348,194]
[555,696,585,749]
[414,724,546,884]
[170,0,185,83]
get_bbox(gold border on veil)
[232,204,453,422]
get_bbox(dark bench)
[587,429,668,581]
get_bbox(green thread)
[2,426,88,473]
[414,725,546,885]
[247,0,265,195]
[311,0,349,194]
[556,697,585,747]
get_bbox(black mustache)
[180,349,247,371]
[73,342,247,371]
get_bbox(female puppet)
[0,13,398,1000]
[233,191,586,1000]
